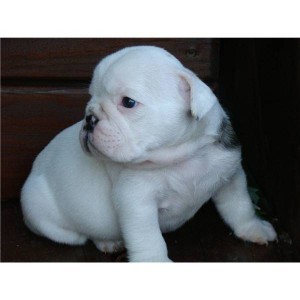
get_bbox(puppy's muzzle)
[84,114,99,132]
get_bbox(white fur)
[21,46,276,262]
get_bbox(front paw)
[234,218,277,245]
[93,239,125,254]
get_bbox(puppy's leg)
[118,204,171,262]
[21,175,87,246]
[212,167,277,244]
[34,221,88,245]
[113,177,171,262]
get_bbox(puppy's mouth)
[80,129,112,162]
[79,122,145,164]
[80,130,91,154]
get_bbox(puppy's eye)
[122,97,137,108]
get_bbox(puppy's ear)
[179,68,217,120]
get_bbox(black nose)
[85,114,99,132]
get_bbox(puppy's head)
[80,46,218,164]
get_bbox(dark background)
[218,39,300,250]
[1,38,299,261]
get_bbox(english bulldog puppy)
[21,46,276,262]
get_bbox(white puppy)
[21,46,276,262]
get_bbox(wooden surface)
[2,38,219,81]
[2,200,298,262]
